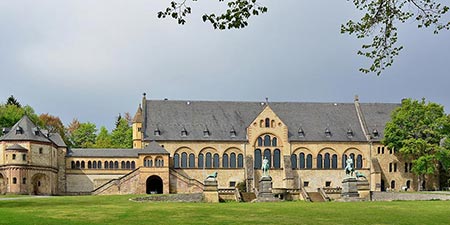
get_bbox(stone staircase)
[169,169,204,193]
[92,168,140,195]
[240,192,257,202]
[307,192,325,202]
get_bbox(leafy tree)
[6,95,21,108]
[383,98,450,190]
[111,118,132,148]
[39,113,68,143]
[95,126,113,148]
[69,122,97,148]
[160,0,449,76]
[0,103,40,128]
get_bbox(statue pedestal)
[256,176,280,202]
[203,180,219,203]
[341,177,360,198]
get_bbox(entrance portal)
[146,175,163,194]
[31,173,50,195]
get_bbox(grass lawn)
[0,195,449,225]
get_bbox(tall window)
[189,153,195,168]
[257,137,263,146]
[331,154,338,169]
[181,152,187,168]
[342,154,347,168]
[265,118,270,128]
[206,153,212,168]
[237,154,244,168]
[222,154,229,168]
[264,149,271,167]
[230,153,236,168]
[306,154,312,169]
[356,154,363,169]
[272,137,277,147]
[273,149,281,168]
[299,153,305,169]
[213,154,219,168]
[198,153,204,168]
[291,154,297,169]
[324,153,330,169]
[263,135,271,146]
[254,149,262,169]
[317,154,323,169]
[173,153,180,168]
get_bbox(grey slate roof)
[143,100,394,142]
[359,103,400,141]
[47,133,67,147]
[68,141,168,157]
[0,116,51,143]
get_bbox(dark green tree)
[160,0,449,76]
[111,118,132,148]
[69,122,98,148]
[6,95,21,108]
[0,103,40,128]
[383,98,450,190]
[95,126,113,148]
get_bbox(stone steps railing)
[92,167,140,195]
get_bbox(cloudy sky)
[1,1,449,130]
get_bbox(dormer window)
[347,127,354,138]
[203,127,210,137]
[181,127,188,137]
[154,128,161,136]
[230,127,237,138]
[33,127,40,135]
[325,127,332,137]
[15,126,23,135]
[372,129,379,138]
[298,127,305,137]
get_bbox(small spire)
[265,97,269,104]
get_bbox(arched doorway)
[0,173,5,194]
[146,175,163,194]
[31,173,50,195]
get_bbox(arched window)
[391,180,396,189]
[104,161,108,169]
[109,161,114,169]
[173,153,180,168]
[189,153,195,168]
[406,180,411,189]
[126,161,131,169]
[198,153,204,168]
[265,118,270,128]
[350,153,355,164]
[181,152,187,168]
[237,154,244,168]
[230,153,236,168]
[356,154,363,169]
[98,161,102,169]
[263,135,271,146]
[291,154,297,169]
[272,137,277,147]
[222,154,229,168]
[331,154,338,169]
[213,154,219,168]
[264,149,271,167]
[81,161,85,169]
[206,153,212,168]
[299,153,305,169]
[71,161,75,169]
[273,149,281,168]
[131,161,135,169]
[254,149,262,169]
[342,154,347,168]
[12,177,17,184]
[317,154,323,169]
[324,153,330,169]
[306,154,312,169]
[257,137,263,146]
[114,161,119,169]
[93,161,97,169]
[121,161,125,169]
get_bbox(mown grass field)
[0,195,449,225]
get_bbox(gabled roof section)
[138,141,169,155]
[6,143,28,152]
[359,103,400,141]
[68,148,139,157]
[0,115,51,143]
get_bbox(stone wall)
[371,192,450,201]
[66,173,123,193]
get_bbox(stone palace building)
[0,95,436,198]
